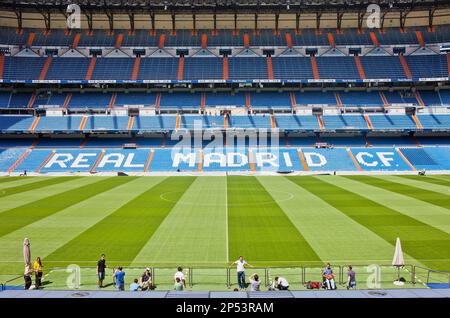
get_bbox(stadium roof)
[1,0,449,14]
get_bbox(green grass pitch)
[0,175,449,291]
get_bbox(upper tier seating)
[2,55,447,82]
[272,57,314,80]
[321,115,368,130]
[273,115,320,130]
[316,56,360,80]
[2,56,46,80]
[369,114,418,130]
[406,54,449,79]
[45,57,90,80]
[1,26,449,47]
[184,57,222,80]
[1,90,449,109]
[359,56,407,79]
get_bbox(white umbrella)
[23,238,31,266]
[392,237,405,282]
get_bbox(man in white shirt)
[174,266,186,288]
[230,256,253,290]
[273,276,289,290]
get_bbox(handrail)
[3,264,448,290]
[0,274,24,290]
[412,265,450,287]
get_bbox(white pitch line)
[225,176,229,263]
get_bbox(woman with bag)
[33,257,43,289]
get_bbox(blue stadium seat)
[360,56,406,80]
[339,91,384,107]
[183,57,222,80]
[406,54,448,79]
[2,56,45,80]
[272,57,314,80]
[315,57,360,80]
[159,93,200,109]
[68,93,112,109]
[228,57,268,80]
[369,114,417,130]
[274,115,320,130]
[250,92,291,109]
[115,92,157,107]
[46,57,90,80]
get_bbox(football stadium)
[0,0,449,300]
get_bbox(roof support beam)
[14,10,22,32]
[399,10,409,30]
[59,8,71,34]
[428,8,436,30]
[316,12,322,31]
[295,12,301,34]
[171,12,176,35]
[105,8,114,33]
[336,11,344,31]
[128,12,135,34]
[150,11,156,35]
[274,12,279,35]
[85,11,93,33]
[40,10,51,32]
[357,11,365,31]
[380,11,387,30]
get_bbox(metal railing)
[0,275,24,291]
[2,264,449,291]
[412,265,450,287]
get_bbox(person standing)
[346,265,356,289]
[114,267,125,291]
[230,256,253,290]
[24,264,32,290]
[33,257,43,289]
[96,254,107,289]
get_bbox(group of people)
[231,257,357,291]
[23,257,43,290]
[97,254,185,291]
[320,263,356,290]
[97,254,156,291]
[97,255,357,291]
[231,256,290,291]
[22,253,356,291]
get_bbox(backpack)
[306,281,321,289]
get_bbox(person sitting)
[174,267,186,288]
[248,273,261,292]
[130,278,141,291]
[322,263,336,290]
[271,277,289,290]
[140,268,154,290]
[174,277,184,291]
